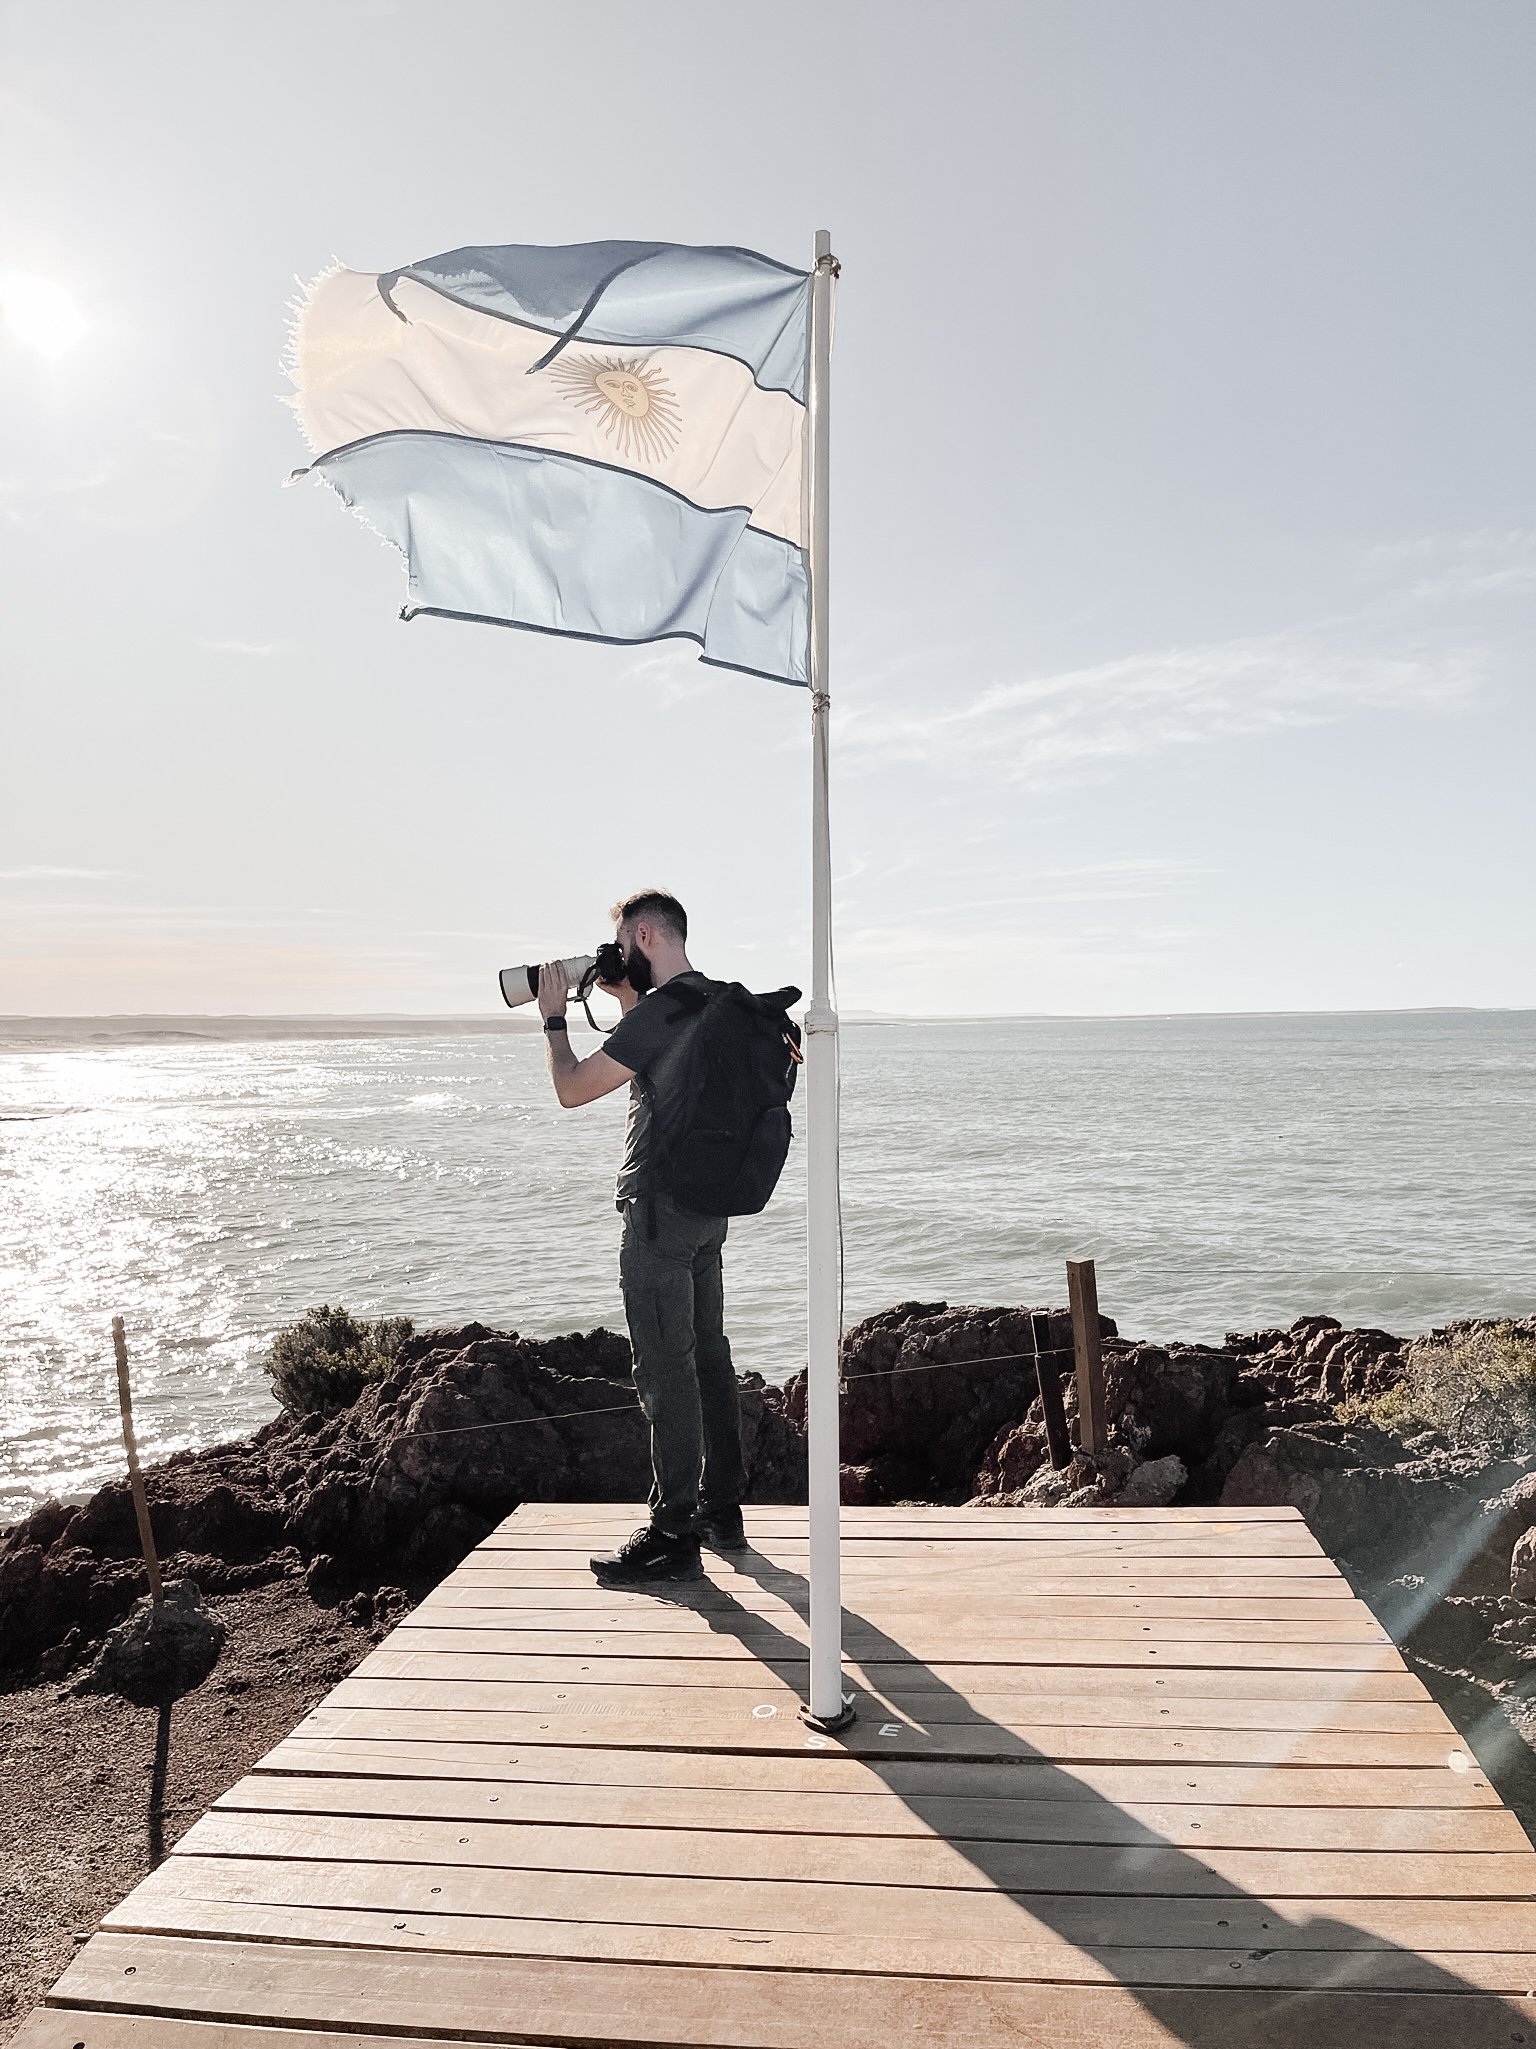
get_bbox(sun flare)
[0,270,86,357]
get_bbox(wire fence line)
[395,1344,1064,1441]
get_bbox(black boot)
[695,1505,748,1552]
[590,1523,704,1584]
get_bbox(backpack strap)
[631,979,717,1226]
[652,976,720,1018]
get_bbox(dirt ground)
[0,1573,396,2037]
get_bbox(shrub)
[1337,1323,1536,1454]
[263,1304,414,1417]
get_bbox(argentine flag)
[287,241,811,685]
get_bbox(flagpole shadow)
[660,1542,1536,2046]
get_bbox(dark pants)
[619,1193,745,1536]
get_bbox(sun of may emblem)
[547,352,682,465]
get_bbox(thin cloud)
[196,639,285,657]
[0,865,127,881]
[1359,528,1536,603]
[840,624,1488,789]
[837,530,1530,793]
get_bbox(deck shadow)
[674,1541,1535,2043]
[146,1700,172,1868]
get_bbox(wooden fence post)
[1030,1310,1072,1470]
[112,1315,163,1605]
[1066,1259,1108,1456]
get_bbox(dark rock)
[36,1627,82,1681]
[400,1503,496,1575]
[1464,1474,1536,1595]
[1405,1592,1536,1695]
[1224,1316,1407,1408]
[0,1319,813,1680]
[1220,1420,1536,1599]
[976,1417,1051,1500]
[1120,1454,1188,1507]
[825,1302,1089,1505]
[337,1582,413,1631]
[162,1549,296,1596]
[976,1335,1230,1507]
[1105,1344,1236,1461]
[304,1552,344,1600]
[77,1577,225,1703]
[1404,1595,1495,1671]
[988,1446,1138,1509]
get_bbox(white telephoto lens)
[498,956,596,1009]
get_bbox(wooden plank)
[419,1584,1372,1621]
[441,1583,1359,1618]
[415,1573,1392,1622]
[360,1646,1420,1690]
[481,1523,1334,1550]
[48,1934,1536,2047]
[436,1565,1359,1598]
[124,1853,1536,1955]
[94,1891,1536,1995]
[293,1702,1475,1767]
[9,2019,498,2049]
[378,1622,1417,1671]
[455,1538,1337,1564]
[175,1807,1536,1897]
[214,1770,1526,1852]
[406,1602,1393,1643]
[474,1532,1335,1558]
[254,1736,1503,1807]
[495,1524,1335,1540]
[455,1557,1346,1582]
[328,1676,1451,1731]
[509,1502,1313,1523]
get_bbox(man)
[537,889,747,1585]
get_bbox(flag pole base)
[799,1700,857,1736]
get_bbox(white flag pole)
[802,227,851,1733]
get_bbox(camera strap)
[574,962,612,1035]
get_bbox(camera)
[498,941,630,1014]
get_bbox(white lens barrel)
[498,956,596,1009]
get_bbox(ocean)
[2,1009,1533,1527]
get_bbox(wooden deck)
[17,1503,1536,2047]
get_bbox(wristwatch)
[544,1014,568,1033]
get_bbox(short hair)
[610,889,688,942]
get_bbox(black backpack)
[649,980,803,1218]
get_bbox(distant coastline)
[0,1014,547,1048]
[1,1005,1530,1050]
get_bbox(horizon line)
[2,1004,1533,1027]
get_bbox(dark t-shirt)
[604,971,713,1205]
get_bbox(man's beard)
[624,944,654,994]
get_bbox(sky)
[2,0,1533,1018]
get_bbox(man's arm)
[537,962,636,1108]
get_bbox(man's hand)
[597,964,641,1015]
[536,956,634,1106]
[537,961,571,1021]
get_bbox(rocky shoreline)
[6,1301,1536,1719]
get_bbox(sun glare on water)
[0,269,86,357]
